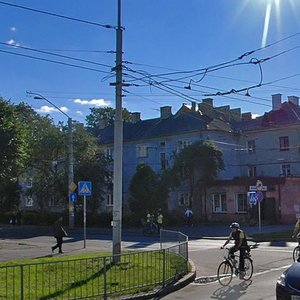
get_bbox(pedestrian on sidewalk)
[156,209,163,234]
[52,216,67,254]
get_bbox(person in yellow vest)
[292,216,300,239]
[156,209,163,234]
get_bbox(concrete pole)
[112,0,123,262]
[68,117,75,229]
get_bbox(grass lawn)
[0,251,187,299]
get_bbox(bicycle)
[217,246,254,286]
[292,236,300,262]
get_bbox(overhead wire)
[0,1,116,29]
[0,49,113,75]
[1,42,113,69]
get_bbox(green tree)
[168,141,224,220]
[86,107,132,133]
[128,164,168,216]
[73,123,111,220]
[0,98,29,210]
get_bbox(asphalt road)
[0,224,296,299]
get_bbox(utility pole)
[112,0,123,262]
[26,91,75,229]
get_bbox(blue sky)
[1,0,300,124]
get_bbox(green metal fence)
[0,241,188,299]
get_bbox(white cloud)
[252,114,260,119]
[6,39,20,47]
[74,98,110,107]
[76,111,83,116]
[10,27,17,32]
[36,105,69,114]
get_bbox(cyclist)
[292,216,300,262]
[221,222,250,279]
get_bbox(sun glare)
[261,0,281,47]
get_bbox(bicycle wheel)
[243,257,253,281]
[293,246,300,262]
[217,261,233,286]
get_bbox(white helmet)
[230,222,240,229]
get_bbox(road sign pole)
[258,201,262,233]
[83,195,86,248]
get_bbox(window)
[281,164,291,176]
[236,193,248,213]
[279,136,289,151]
[160,141,166,147]
[178,192,191,206]
[25,196,33,207]
[247,140,256,153]
[248,166,257,177]
[212,193,227,213]
[106,194,113,206]
[137,145,148,158]
[160,153,168,170]
[177,140,191,152]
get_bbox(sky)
[1,0,300,125]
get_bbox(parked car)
[276,262,300,299]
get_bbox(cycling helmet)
[230,222,240,229]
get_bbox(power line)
[0,1,116,29]
[2,42,113,69]
[0,49,113,74]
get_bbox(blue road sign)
[248,192,257,205]
[78,181,92,196]
[69,192,77,203]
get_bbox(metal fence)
[0,238,188,299]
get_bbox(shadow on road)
[211,280,252,300]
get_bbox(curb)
[119,259,196,300]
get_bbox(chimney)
[191,101,196,111]
[131,112,141,123]
[160,106,172,119]
[202,98,213,107]
[288,95,299,106]
[242,112,252,120]
[230,108,241,121]
[272,94,282,110]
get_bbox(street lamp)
[27,91,75,229]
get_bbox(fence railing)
[0,238,188,299]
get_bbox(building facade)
[99,94,300,224]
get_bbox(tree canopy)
[128,164,168,215]
[167,140,224,215]
[86,107,132,134]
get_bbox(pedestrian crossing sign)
[78,181,92,196]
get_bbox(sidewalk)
[0,223,293,262]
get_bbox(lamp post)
[27,91,75,229]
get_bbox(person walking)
[52,217,67,254]
[156,209,163,234]
[221,222,250,279]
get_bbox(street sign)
[78,181,92,196]
[248,192,257,205]
[256,191,264,203]
[249,185,267,192]
[69,182,77,192]
[69,192,77,203]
